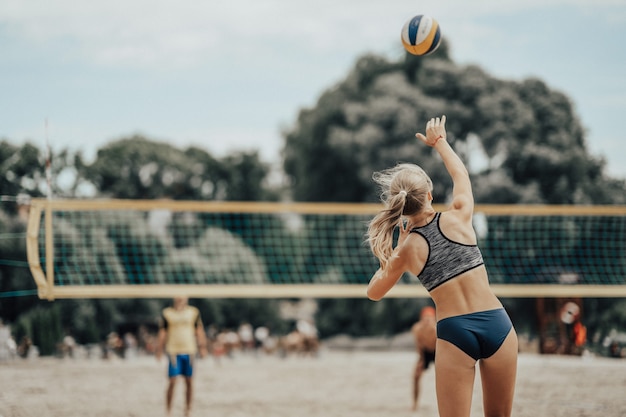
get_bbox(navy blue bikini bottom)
[436,308,513,360]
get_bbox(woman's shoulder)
[438,208,477,243]
[441,197,474,221]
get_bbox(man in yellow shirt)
[156,297,208,417]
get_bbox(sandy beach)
[1,349,625,417]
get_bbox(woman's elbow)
[367,268,394,301]
[366,287,383,301]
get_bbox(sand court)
[1,350,625,417]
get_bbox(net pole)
[43,119,55,300]
[26,203,49,298]
[44,201,55,301]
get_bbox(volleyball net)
[25,199,626,300]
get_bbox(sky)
[1,0,625,179]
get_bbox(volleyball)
[401,15,442,56]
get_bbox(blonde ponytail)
[367,192,407,267]
[366,163,433,267]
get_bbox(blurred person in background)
[411,306,437,411]
[156,297,208,417]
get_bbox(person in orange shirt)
[156,297,208,417]
[411,306,437,411]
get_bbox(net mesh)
[43,209,375,286]
[478,212,626,285]
[27,200,626,298]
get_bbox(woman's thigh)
[435,338,477,417]
[479,329,518,417]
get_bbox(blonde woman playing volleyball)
[366,116,518,417]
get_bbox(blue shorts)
[436,308,513,360]
[168,354,194,378]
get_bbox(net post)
[44,200,55,301]
[26,201,50,299]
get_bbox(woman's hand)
[415,115,447,147]
[396,218,411,248]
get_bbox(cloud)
[1,0,622,72]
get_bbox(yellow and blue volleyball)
[401,15,442,56]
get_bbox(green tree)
[0,209,37,322]
[80,136,276,201]
[29,305,62,356]
[0,140,83,202]
[283,54,625,206]
[0,141,47,202]
[220,151,276,201]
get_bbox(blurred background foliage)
[1,42,625,355]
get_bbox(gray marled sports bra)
[410,212,484,291]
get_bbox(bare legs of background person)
[412,361,425,411]
[166,377,194,417]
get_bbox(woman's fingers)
[427,116,446,126]
[422,116,446,143]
